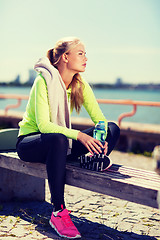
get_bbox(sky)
[0,0,160,84]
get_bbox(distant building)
[115,78,123,87]
[12,74,21,85]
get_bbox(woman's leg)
[16,133,69,211]
[105,122,120,155]
[68,122,120,160]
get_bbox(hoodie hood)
[34,57,66,89]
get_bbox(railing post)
[4,99,22,116]
[118,104,137,126]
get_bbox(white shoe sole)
[49,220,81,239]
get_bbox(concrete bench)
[0,129,160,209]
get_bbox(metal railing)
[97,99,160,125]
[0,94,160,126]
[0,94,29,115]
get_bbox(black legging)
[16,122,120,211]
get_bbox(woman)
[16,37,120,239]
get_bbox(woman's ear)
[62,53,68,63]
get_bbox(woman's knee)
[56,133,69,149]
[108,122,120,136]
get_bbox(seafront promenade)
[0,150,160,240]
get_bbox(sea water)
[0,86,160,125]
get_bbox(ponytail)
[70,73,84,114]
[47,48,54,65]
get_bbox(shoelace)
[60,211,75,227]
[79,153,106,171]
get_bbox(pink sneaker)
[49,208,81,239]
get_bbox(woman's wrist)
[77,131,82,141]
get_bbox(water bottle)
[93,121,106,144]
[93,121,106,157]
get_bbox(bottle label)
[93,129,105,142]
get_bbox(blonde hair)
[47,37,84,113]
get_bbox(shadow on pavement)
[0,200,157,240]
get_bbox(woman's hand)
[77,131,108,155]
[102,141,108,155]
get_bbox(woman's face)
[65,43,87,73]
